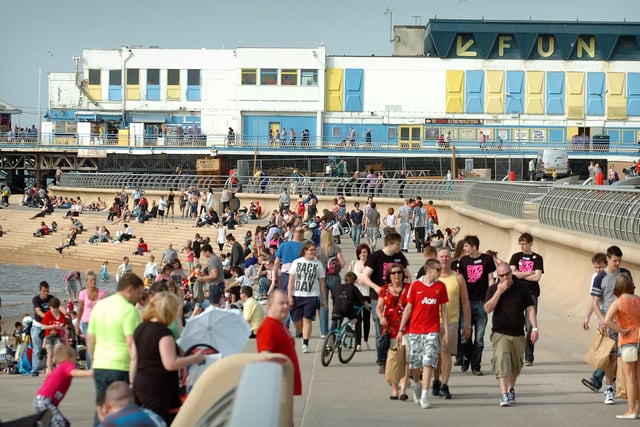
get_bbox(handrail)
[539,185,640,245]
[0,133,638,156]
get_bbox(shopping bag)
[384,344,406,384]
[585,329,615,370]
[616,357,627,399]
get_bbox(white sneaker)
[302,344,309,353]
[604,387,615,405]
[413,384,422,404]
[364,342,370,351]
[420,395,431,409]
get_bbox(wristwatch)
[532,328,539,332]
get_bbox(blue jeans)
[320,274,341,336]
[80,322,91,369]
[371,299,383,364]
[93,369,129,426]
[525,295,538,363]
[351,224,362,247]
[461,300,487,371]
[590,369,605,390]
[30,324,43,374]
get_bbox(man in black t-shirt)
[509,232,544,365]
[361,232,408,373]
[457,235,496,376]
[484,263,538,407]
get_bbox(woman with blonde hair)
[317,229,345,338]
[133,291,205,424]
[604,274,640,419]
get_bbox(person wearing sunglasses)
[484,262,538,407]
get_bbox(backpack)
[327,256,341,275]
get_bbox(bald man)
[98,381,166,427]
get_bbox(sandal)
[399,394,408,401]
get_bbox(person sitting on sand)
[33,221,50,237]
[133,237,149,256]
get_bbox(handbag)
[621,345,638,363]
[585,329,616,370]
[384,344,406,384]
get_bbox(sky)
[2,0,639,126]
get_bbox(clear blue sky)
[2,0,638,126]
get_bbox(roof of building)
[0,100,21,114]
[425,19,640,60]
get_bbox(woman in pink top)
[75,270,106,369]
[604,274,640,419]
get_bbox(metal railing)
[463,181,551,219]
[539,185,640,245]
[1,133,637,156]
[60,173,225,191]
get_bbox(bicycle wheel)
[321,332,337,366]
[338,330,357,363]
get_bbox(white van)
[535,149,569,179]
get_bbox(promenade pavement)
[0,244,623,426]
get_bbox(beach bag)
[585,329,615,370]
[384,344,406,384]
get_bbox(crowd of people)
[6,177,640,423]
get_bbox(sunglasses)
[498,272,512,278]
[389,271,403,275]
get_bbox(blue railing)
[0,133,637,156]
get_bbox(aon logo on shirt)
[420,297,438,305]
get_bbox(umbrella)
[178,306,250,356]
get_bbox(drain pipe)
[121,46,133,126]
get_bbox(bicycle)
[321,305,366,366]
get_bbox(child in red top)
[185,246,195,273]
[34,345,92,426]
[40,297,67,375]
[397,259,449,409]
